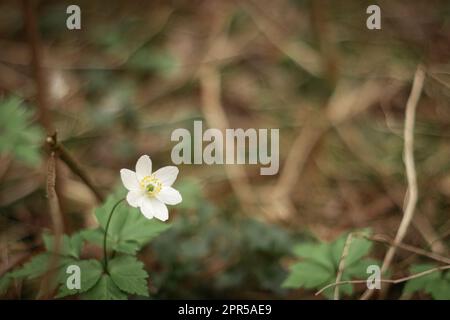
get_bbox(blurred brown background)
[0,0,449,299]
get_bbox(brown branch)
[315,265,450,296]
[39,151,63,299]
[361,65,426,300]
[46,134,105,203]
[334,233,353,300]
[362,234,450,265]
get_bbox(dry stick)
[46,135,105,203]
[361,65,426,300]
[334,233,353,300]
[316,265,450,296]
[363,234,450,265]
[39,151,64,299]
[21,0,63,297]
[199,66,256,215]
[334,125,448,255]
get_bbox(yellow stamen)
[140,175,162,197]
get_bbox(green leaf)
[404,264,450,299]
[11,253,75,280]
[108,255,149,297]
[331,234,372,268]
[0,96,44,166]
[428,279,450,300]
[403,264,440,294]
[81,274,127,300]
[43,233,83,259]
[345,258,380,279]
[321,274,354,299]
[92,194,171,253]
[56,260,103,298]
[292,243,333,271]
[283,229,378,299]
[11,253,51,279]
[282,261,332,289]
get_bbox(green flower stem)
[103,198,125,271]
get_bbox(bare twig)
[362,234,450,265]
[316,264,450,296]
[334,233,353,300]
[361,65,426,300]
[39,151,63,299]
[46,134,105,203]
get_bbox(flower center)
[140,175,162,197]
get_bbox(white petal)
[126,190,144,208]
[149,198,169,221]
[157,187,182,205]
[140,198,154,219]
[120,169,140,191]
[153,166,179,187]
[136,155,152,180]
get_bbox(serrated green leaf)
[108,255,149,297]
[292,243,333,271]
[331,234,372,268]
[43,233,83,259]
[282,261,332,289]
[345,258,380,279]
[93,194,171,253]
[284,229,378,299]
[11,253,75,280]
[81,274,127,300]
[56,260,104,298]
[321,274,353,299]
[10,253,51,279]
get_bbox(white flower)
[120,155,182,221]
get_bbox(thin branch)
[363,234,450,265]
[39,151,63,298]
[46,134,105,203]
[361,65,426,300]
[334,233,353,300]
[316,265,450,296]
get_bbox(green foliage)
[81,274,127,300]
[282,231,378,299]
[150,181,294,298]
[81,193,171,255]
[7,192,171,299]
[43,233,83,259]
[403,264,450,300]
[0,96,44,166]
[107,256,149,297]
[56,260,103,298]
